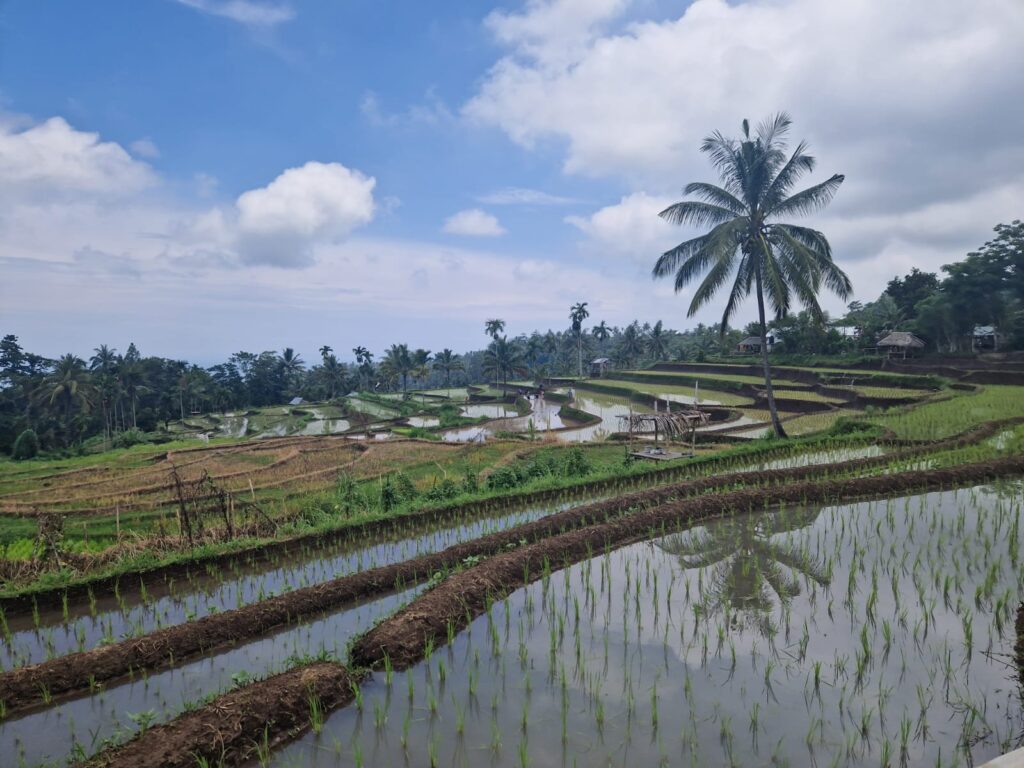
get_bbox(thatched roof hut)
[877,331,925,358]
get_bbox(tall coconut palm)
[432,349,464,398]
[483,336,526,390]
[319,345,333,360]
[383,343,415,392]
[40,354,94,444]
[320,354,345,399]
[615,323,645,368]
[653,114,851,437]
[646,320,670,362]
[352,346,373,391]
[569,302,589,378]
[279,348,305,392]
[484,319,506,388]
[592,321,611,344]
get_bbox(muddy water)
[272,482,1024,767]
[1,498,586,670]
[296,418,352,436]
[0,588,419,767]
[556,392,652,442]
[732,445,885,472]
[443,401,565,443]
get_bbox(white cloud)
[477,187,581,206]
[234,161,376,266]
[129,138,160,159]
[194,172,219,197]
[442,208,507,237]
[467,0,1024,311]
[566,192,677,260]
[0,116,156,199]
[174,0,295,27]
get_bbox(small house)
[972,325,1002,352]
[877,331,925,359]
[738,335,775,354]
[288,396,305,406]
[589,357,611,377]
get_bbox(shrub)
[561,446,592,477]
[11,429,39,460]
[112,428,148,449]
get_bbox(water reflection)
[659,505,828,633]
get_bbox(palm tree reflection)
[659,505,828,634]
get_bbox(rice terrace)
[3,2,1024,767]
[3,349,1024,767]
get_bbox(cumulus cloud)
[129,138,160,159]
[0,116,156,199]
[442,208,507,237]
[466,0,1024,309]
[234,162,376,266]
[566,192,678,260]
[174,0,295,27]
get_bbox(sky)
[1,0,1022,365]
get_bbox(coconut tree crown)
[653,112,851,329]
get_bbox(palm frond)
[756,112,793,148]
[682,182,747,215]
[687,249,737,316]
[762,141,816,209]
[720,253,753,333]
[768,174,844,218]
[652,234,709,280]
[659,201,739,229]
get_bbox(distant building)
[972,325,1002,352]
[289,397,305,406]
[877,331,925,358]
[589,357,611,377]
[737,335,775,354]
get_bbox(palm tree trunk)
[754,268,787,438]
[577,337,582,379]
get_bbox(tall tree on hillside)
[646,320,670,361]
[432,348,464,397]
[411,348,432,390]
[653,113,851,437]
[569,302,589,378]
[319,345,333,360]
[615,322,645,368]
[483,336,526,389]
[279,348,305,392]
[40,354,94,445]
[319,354,346,399]
[352,346,373,390]
[484,319,506,387]
[383,344,415,392]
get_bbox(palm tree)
[484,319,506,388]
[659,505,827,635]
[319,345,333,360]
[592,321,611,344]
[432,349,464,398]
[484,318,505,339]
[383,344,415,392]
[653,114,851,437]
[40,354,94,444]
[646,320,670,362]
[352,346,373,391]
[615,323,645,368]
[320,354,345,399]
[279,348,305,392]
[569,302,589,378]
[483,336,526,390]
[119,360,145,428]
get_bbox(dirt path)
[79,662,356,768]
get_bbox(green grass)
[866,385,1024,439]
[594,378,750,406]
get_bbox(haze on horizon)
[1,0,1022,365]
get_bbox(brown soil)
[350,455,1024,668]
[3,421,1019,716]
[78,662,355,768]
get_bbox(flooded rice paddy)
[273,482,1024,767]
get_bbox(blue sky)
[1,0,1022,364]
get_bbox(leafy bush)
[562,447,592,477]
[424,478,460,502]
[112,428,148,449]
[11,429,39,460]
